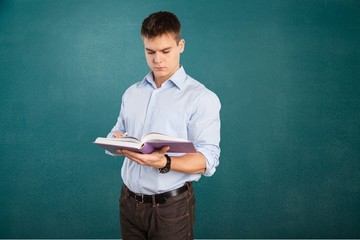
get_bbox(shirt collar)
[141,66,187,90]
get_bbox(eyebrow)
[145,47,172,52]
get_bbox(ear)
[179,39,185,53]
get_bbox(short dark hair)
[141,11,181,43]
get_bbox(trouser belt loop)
[186,182,192,192]
[151,195,156,207]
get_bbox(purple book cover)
[143,141,196,154]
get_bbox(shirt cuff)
[197,146,220,177]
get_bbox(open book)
[93,132,196,154]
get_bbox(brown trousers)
[119,183,195,240]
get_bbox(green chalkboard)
[1,0,359,238]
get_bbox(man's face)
[143,33,185,86]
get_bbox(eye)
[162,50,170,54]
[147,51,155,55]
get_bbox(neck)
[154,77,166,88]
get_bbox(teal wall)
[1,0,360,238]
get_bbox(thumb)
[159,146,170,155]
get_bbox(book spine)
[140,143,155,154]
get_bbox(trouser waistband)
[123,182,192,204]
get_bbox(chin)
[153,70,167,76]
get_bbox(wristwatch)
[159,154,171,174]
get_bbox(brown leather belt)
[125,183,190,204]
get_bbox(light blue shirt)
[107,66,221,194]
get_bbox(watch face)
[159,167,170,174]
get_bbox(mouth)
[154,67,165,71]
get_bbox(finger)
[121,149,139,157]
[112,131,123,138]
[124,154,145,166]
[121,150,143,162]
[159,146,170,155]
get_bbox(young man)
[107,11,221,239]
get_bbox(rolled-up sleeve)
[188,91,221,177]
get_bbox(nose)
[153,53,161,63]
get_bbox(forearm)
[120,148,206,175]
[170,152,206,174]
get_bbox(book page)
[141,132,189,143]
[110,136,141,144]
[94,137,141,148]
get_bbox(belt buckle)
[156,197,166,204]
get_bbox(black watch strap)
[159,154,171,174]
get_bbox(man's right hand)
[111,131,124,138]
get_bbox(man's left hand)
[118,146,170,169]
